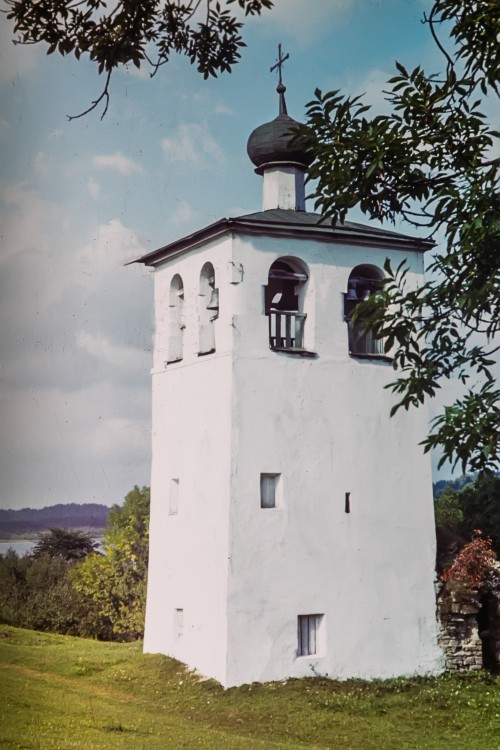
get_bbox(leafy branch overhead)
[4,0,274,118]
[302,0,500,475]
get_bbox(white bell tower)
[138,59,443,687]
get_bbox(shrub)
[442,531,497,589]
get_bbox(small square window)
[297,614,323,657]
[169,478,179,515]
[260,473,281,508]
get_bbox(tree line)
[0,478,498,643]
[0,503,109,537]
[0,486,149,641]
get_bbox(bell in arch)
[345,284,359,302]
[206,287,219,311]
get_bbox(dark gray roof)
[133,208,434,267]
[247,115,314,173]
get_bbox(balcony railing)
[269,311,306,350]
[347,322,385,357]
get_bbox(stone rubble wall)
[437,583,483,671]
[437,565,500,672]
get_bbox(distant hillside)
[433,474,477,498]
[0,503,110,538]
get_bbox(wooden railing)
[347,322,384,356]
[269,311,306,350]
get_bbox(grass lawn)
[1,625,499,749]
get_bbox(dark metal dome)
[247,83,313,174]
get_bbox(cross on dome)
[246,45,313,182]
[270,44,290,116]
[270,43,289,87]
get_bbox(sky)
[0,0,497,510]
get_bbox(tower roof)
[247,48,313,174]
[132,209,434,268]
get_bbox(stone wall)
[437,583,483,671]
[437,564,500,673]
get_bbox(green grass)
[1,626,499,749]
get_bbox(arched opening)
[265,258,308,351]
[168,274,184,363]
[198,262,218,355]
[344,265,384,356]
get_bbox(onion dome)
[247,82,314,174]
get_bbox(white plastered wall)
[144,225,443,687]
[224,231,443,686]
[143,235,235,684]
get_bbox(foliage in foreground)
[0,486,150,641]
[71,485,150,639]
[441,530,497,589]
[0,550,99,636]
[435,474,500,557]
[1,625,500,750]
[32,527,99,561]
[303,0,500,476]
[4,0,274,118]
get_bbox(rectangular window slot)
[345,492,351,514]
[174,608,184,639]
[169,478,179,515]
[260,473,281,508]
[297,614,323,657]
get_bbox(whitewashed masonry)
[137,83,443,686]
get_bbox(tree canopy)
[32,528,99,562]
[302,0,500,476]
[71,485,150,639]
[4,0,274,118]
[0,487,150,641]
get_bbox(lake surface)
[0,540,37,556]
[0,539,103,556]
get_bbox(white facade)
[142,210,444,686]
[262,163,307,210]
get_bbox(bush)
[442,531,497,589]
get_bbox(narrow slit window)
[169,478,179,515]
[260,473,281,508]
[297,614,323,657]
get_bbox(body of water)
[0,539,103,556]
[0,540,37,556]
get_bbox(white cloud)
[214,102,235,116]
[172,199,198,225]
[33,151,52,177]
[0,117,9,136]
[0,183,69,264]
[76,330,147,373]
[353,68,394,115]
[161,123,223,165]
[80,217,147,270]
[0,383,151,507]
[0,184,152,507]
[93,151,145,175]
[87,177,100,200]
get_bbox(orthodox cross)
[270,44,289,86]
